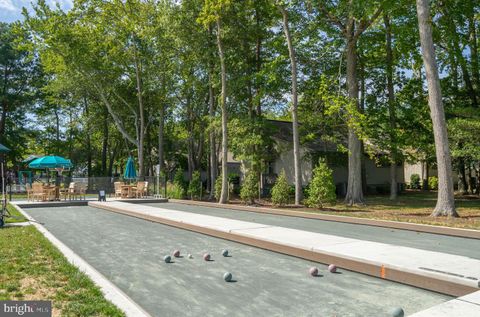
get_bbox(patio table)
[43,185,59,201]
[121,185,137,198]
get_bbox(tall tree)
[0,22,36,155]
[216,18,228,204]
[416,0,458,216]
[317,0,384,205]
[199,0,232,204]
[384,14,398,200]
[277,2,302,205]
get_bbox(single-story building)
[226,120,413,196]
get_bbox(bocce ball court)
[141,202,480,260]
[18,203,466,317]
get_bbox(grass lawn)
[289,191,480,230]
[0,225,125,317]
[227,191,480,230]
[5,204,28,223]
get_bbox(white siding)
[404,162,438,184]
[365,159,405,185]
[273,147,312,186]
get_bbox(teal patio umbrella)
[124,156,137,180]
[28,155,72,184]
[0,143,10,228]
[0,143,10,153]
[29,155,72,169]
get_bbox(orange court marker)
[381,265,386,278]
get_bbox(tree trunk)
[0,100,7,142]
[467,166,473,194]
[187,137,194,181]
[448,41,459,94]
[94,83,137,146]
[54,107,60,153]
[416,0,458,217]
[423,161,429,190]
[468,7,479,91]
[458,158,468,195]
[208,73,217,199]
[280,7,302,205]
[358,51,367,195]
[134,50,145,178]
[255,5,262,116]
[217,19,229,204]
[158,103,165,175]
[196,126,205,172]
[108,142,118,177]
[1,63,9,141]
[84,97,92,178]
[475,168,480,195]
[440,3,478,107]
[101,107,109,176]
[384,15,398,200]
[344,24,364,206]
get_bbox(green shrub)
[228,173,240,195]
[188,171,202,200]
[410,173,421,189]
[174,169,186,189]
[166,182,185,199]
[305,159,336,208]
[214,174,235,201]
[240,171,258,204]
[288,185,296,197]
[428,176,439,190]
[271,169,290,206]
[166,169,186,198]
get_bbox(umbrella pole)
[2,161,5,214]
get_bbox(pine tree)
[305,159,336,208]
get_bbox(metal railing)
[6,176,167,197]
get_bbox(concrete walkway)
[409,290,480,317]
[168,199,480,239]
[90,201,480,297]
[143,202,480,259]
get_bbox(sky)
[0,0,72,23]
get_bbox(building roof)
[267,119,338,152]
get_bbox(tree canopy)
[1,0,479,216]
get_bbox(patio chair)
[32,183,46,202]
[135,181,146,198]
[114,182,124,198]
[26,183,33,202]
[60,182,75,201]
[143,181,148,197]
[72,183,87,200]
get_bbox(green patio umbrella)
[124,156,137,180]
[0,143,10,228]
